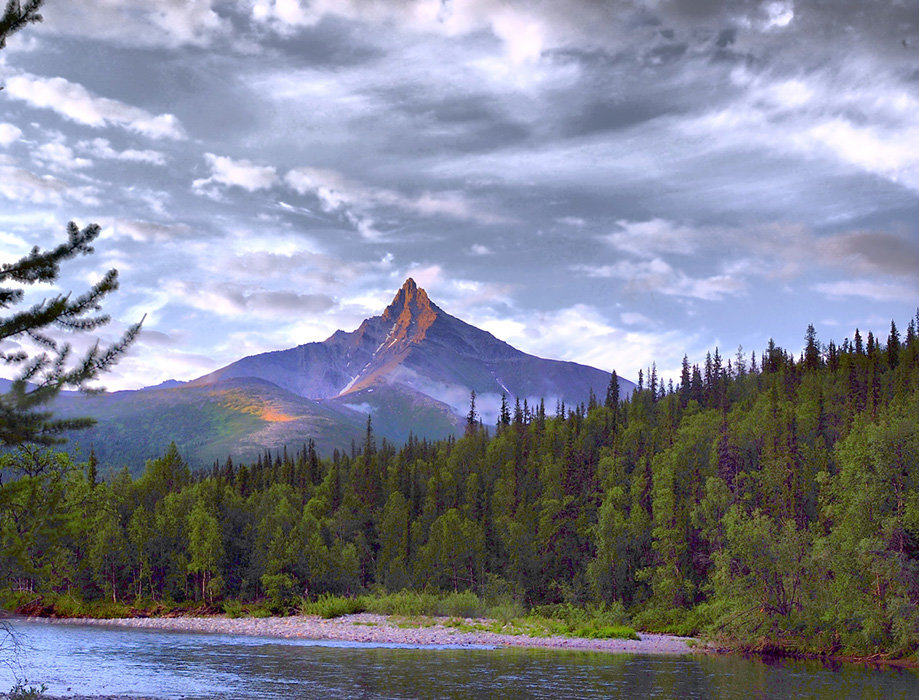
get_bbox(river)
[1,619,917,698]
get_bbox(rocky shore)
[32,612,696,655]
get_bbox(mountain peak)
[384,278,433,318]
[381,278,439,344]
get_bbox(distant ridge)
[50,279,635,471]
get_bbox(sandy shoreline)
[26,612,697,655]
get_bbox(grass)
[393,617,438,629]
[294,591,639,641]
[2,587,640,642]
[300,593,366,619]
[362,590,500,619]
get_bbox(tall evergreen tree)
[1,6,140,448]
[804,323,820,371]
[465,390,477,436]
[606,370,620,408]
[887,320,900,369]
[0,225,141,447]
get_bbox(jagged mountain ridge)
[193,278,632,415]
[50,279,633,471]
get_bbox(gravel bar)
[30,613,696,655]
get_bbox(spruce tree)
[465,390,477,436]
[887,320,900,369]
[605,370,619,408]
[0,223,142,446]
[1,2,140,446]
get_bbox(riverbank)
[24,612,697,655]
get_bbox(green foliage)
[2,315,919,658]
[0,222,142,447]
[526,602,638,639]
[6,679,47,700]
[222,599,245,618]
[300,593,366,619]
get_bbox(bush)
[632,605,705,637]
[300,594,366,619]
[361,590,498,619]
[439,591,482,618]
[484,600,526,624]
[222,599,244,618]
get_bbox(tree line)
[2,315,918,657]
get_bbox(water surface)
[2,619,917,699]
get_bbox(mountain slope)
[195,278,632,416]
[53,279,633,471]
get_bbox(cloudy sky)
[1,0,918,390]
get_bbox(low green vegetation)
[300,593,366,619]
[6,680,48,700]
[2,317,919,658]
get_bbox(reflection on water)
[1,620,918,699]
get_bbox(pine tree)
[2,5,140,446]
[86,447,98,488]
[804,323,820,371]
[498,393,510,429]
[606,370,620,408]
[0,224,141,448]
[887,320,900,369]
[465,390,477,436]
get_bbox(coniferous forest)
[2,316,919,658]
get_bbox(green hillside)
[52,379,370,473]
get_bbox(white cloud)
[251,0,312,28]
[490,8,546,64]
[169,280,335,319]
[107,219,192,243]
[78,138,167,166]
[193,153,278,194]
[605,219,698,258]
[400,264,443,291]
[34,142,93,171]
[4,73,185,140]
[284,166,505,239]
[0,165,99,205]
[621,311,652,326]
[471,244,491,255]
[105,346,220,390]
[476,303,694,382]
[243,0,628,77]
[40,0,227,48]
[804,119,919,189]
[596,220,919,290]
[814,279,918,302]
[684,59,919,193]
[762,1,795,30]
[575,258,745,302]
[0,123,22,147]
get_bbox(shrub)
[301,594,366,619]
